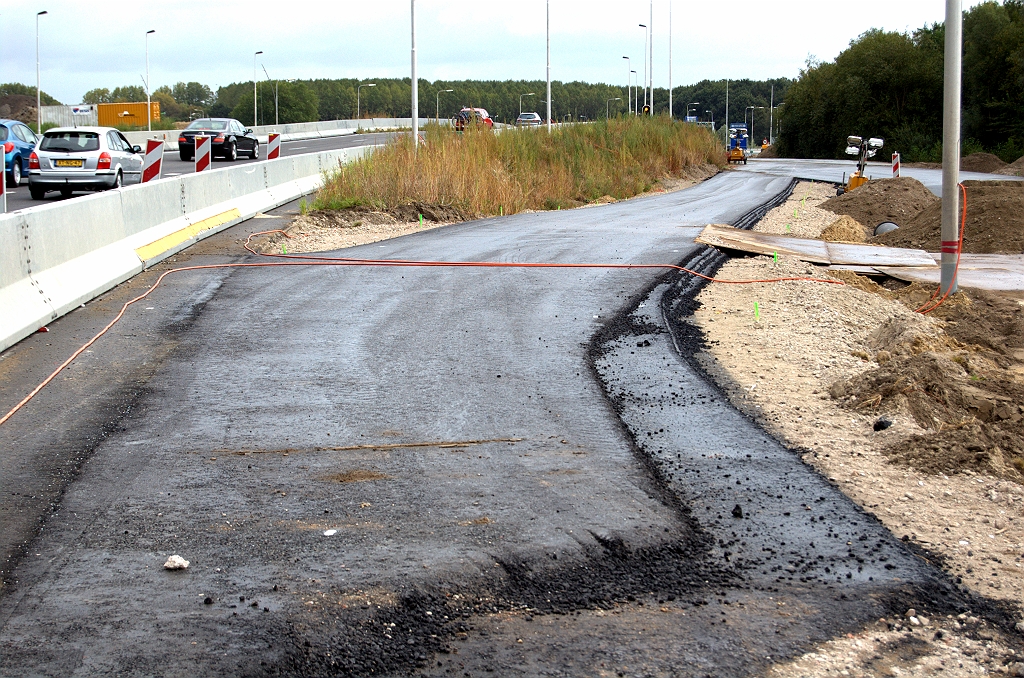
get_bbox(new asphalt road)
[0,169,994,676]
[2,132,393,213]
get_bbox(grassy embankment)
[313,116,723,217]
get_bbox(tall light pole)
[940,0,962,296]
[622,57,631,114]
[357,82,376,119]
[668,0,672,119]
[606,97,620,120]
[253,50,263,127]
[145,29,155,131]
[704,109,714,127]
[436,88,452,123]
[768,84,774,145]
[648,0,653,114]
[519,92,535,115]
[746,105,764,145]
[686,101,699,119]
[638,24,647,111]
[411,0,419,150]
[546,0,551,133]
[36,10,47,134]
[630,70,637,114]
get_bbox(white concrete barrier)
[0,145,376,354]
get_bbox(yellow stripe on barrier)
[135,208,242,262]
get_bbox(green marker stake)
[282,244,287,254]
[500,205,504,216]
[754,302,760,322]
[773,251,778,263]
[794,208,798,217]
[419,213,423,226]
[785,223,791,232]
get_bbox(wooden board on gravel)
[875,254,1024,292]
[697,225,937,267]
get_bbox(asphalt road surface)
[2,132,393,213]
[0,170,995,676]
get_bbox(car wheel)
[179,150,192,162]
[226,142,237,162]
[250,142,259,159]
[29,184,46,200]
[112,171,123,190]
[8,158,22,187]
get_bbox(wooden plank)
[876,265,1024,291]
[696,225,831,264]
[826,242,937,268]
[827,265,885,275]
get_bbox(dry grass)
[314,116,724,216]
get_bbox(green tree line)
[778,0,1024,162]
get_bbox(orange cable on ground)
[1,228,845,428]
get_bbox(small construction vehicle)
[726,124,748,164]
[838,135,884,194]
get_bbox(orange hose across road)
[0,230,845,429]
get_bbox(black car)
[177,118,259,162]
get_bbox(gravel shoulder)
[689,182,1024,676]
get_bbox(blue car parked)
[2,119,40,188]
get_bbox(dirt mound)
[758,145,777,158]
[960,152,1007,174]
[299,202,467,230]
[995,154,1024,177]
[821,177,939,230]
[0,94,37,125]
[828,287,1024,479]
[819,215,866,242]
[873,180,1024,253]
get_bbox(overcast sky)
[0,0,988,104]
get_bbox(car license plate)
[55,159,83,168]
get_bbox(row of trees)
[777,0,1024,162]
[64,76,788,129]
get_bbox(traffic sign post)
[194,135,211,173]
[892,152,901,178]
[267,133,281,160]
[142,139,163,183]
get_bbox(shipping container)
[97,102,160,128]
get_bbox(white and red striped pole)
[892,152,901,178]
[1,156,6,214]
[194,135,211,173]
[142,139,163,183]
[267,133,281,160]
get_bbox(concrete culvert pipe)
[875,221,899,236]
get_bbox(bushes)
[314,116,722,217]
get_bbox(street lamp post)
[145,29,155,131]
[668,0,672,119]
[686,101,699,119]
[606,97,621,120]
[435,88,453,124]
[253,50,263,127]
[519,92,535,116]
[630,71,637,114]
[638,24,647,111]
[36,10,47,134]
[705,109,714,127]
[411,0,419,149]
[546,0,551,133]
[357,83,376,119]
[622,57,631,114]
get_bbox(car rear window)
[40,131,100,153]
[0,127,8,141]
[186,119,227,131]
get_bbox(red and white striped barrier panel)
[1,155,6,214]
[267,133,281,160]
[892,152,901,178]
[142,139,163,183]
[194,135,212,173]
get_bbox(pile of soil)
[0,95,37,125]
[819,215,866,242]
[996,154,1024,177]
[820,177,939,230]
[873,180,1024,253]
[301,202,467,229]
[961,152,1008,174]
[829,286,1024,479]
[757,145,777,158]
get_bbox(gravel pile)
[822,177,939,231]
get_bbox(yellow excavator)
[837,135,884,195]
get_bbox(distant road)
[3,132,393,213]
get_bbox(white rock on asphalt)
[163,555,190,570]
